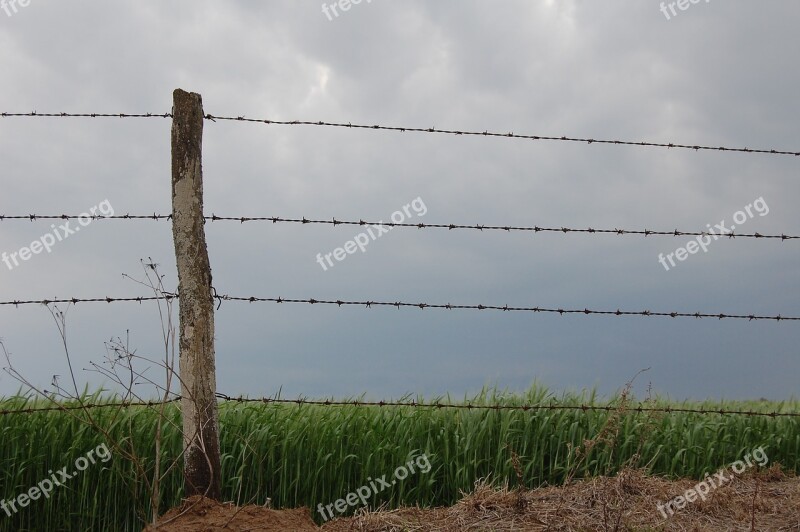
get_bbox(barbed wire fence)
[1,107,798,419]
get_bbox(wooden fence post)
[171,88,221,500]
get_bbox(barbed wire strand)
[0,398,181,416]
[1,394,796,418]
[2,111,798,157]
[0,112,172,119]
[1,214,797,241]
[0,294,796,321]
[204,115,800,157]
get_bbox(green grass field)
[1,386,797,531]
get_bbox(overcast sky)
[1,1,798,403]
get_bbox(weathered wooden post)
[171,88,221,500]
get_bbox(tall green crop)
[0,386,797,530]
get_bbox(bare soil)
[145,466,800,531]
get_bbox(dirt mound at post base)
[143,495,318,531]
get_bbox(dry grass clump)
[321,467,800,531]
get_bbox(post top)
[173,89,203,107]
